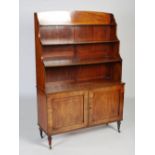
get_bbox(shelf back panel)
[74,42,119,60]
[42,45,74,59]
[45,62,121,83]
[42,42,119,61]
[39,25,117,45]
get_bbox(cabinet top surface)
[36,10,115,26]
[45,80,124,94]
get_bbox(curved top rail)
[36,10,116,26]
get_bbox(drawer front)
[47,90,88,134]
[89,84,124,125]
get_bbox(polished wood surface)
[45,80,125,94]
[89,84,124,125]
[34,14,46,90]
[37,11,115,25]
[37,89,48,133]
[47,90,88,134]
[40,26,117,45]
[34,11,125,149]
[43,58,121,67]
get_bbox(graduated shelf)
[45,80,124,94]
[40,40,119,46]
[43,57,122,67]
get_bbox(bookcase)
[34,11,125,149]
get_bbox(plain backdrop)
[19,0,135,99]
[2,0,155,155]
[19,1,135,154]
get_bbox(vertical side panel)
[119,84,125,120]
[37,89,48,133]
[112,62,122,82]
[34,13,45,90]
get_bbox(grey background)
[19,0,135,98]
[19,0,135,154]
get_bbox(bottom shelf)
[45,80,124,94]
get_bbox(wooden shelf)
[43,57,122,67]
[45,80,124,94]
[41,40,119,46]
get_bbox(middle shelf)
[42,57,122,67]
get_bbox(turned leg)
[117,121,121,133]
[48,136,52,149]
[39,128,43,139]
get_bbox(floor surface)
[19,97,135,155]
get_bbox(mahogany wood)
[34,10,125,149]
[37,11,116,25]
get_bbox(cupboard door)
[47,91,88,134]
[89,84,124,125]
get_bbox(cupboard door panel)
[47,91,88,134]
[89,84,124,125]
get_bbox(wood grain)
[37,11,116,25]
[47,91,88,134]
[89,84,124,125]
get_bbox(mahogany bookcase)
[34,11,125,149]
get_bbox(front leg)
[39,127,43,139]
[48,136,52,149]
[117,121,121,133]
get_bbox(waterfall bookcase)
[34,11,125,149]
